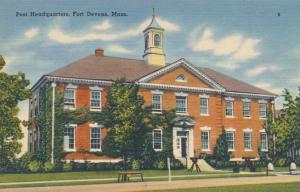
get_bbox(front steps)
[177,158,215,171]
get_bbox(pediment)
[138,58,224,90]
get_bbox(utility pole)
[51,82,56,164]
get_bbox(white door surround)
[173,127,194,159]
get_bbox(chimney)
[95,48,104,57]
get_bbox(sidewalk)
[0,175,299,192]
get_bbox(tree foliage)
[213,128,230,164]
[101,79,148,163]
[0,55,30,167]
[266,89,300,162]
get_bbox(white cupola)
[143,9,166,66]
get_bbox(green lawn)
[144,182,300,192]
[0,169,268,188]
[0,170,222,183]
[222,166,289,173]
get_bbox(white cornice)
[31,75,276,100]
[225,92,276,99]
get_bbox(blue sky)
[0,0,299,120]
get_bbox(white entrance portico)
[172,117,195,163]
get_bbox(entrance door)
[181,137,187,157]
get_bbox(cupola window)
[145,35,149,49]
[154,34,160,47]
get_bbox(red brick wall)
[58,77,272,158]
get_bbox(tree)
[101,79,148,169]
[213,128,230,166]
[0,55,30,168]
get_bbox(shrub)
[232,164,240,173]
[18,152,32,172]
[171,159,184,170]
[28,161,40,172]
[131,160,141,170]
[277,158,286,167]
[63,163,72,172]
[43,162,55,172]
[154,160,166,170]
[296,158,300,166]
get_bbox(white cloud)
[189,27,261,70]
[216,62,239,70]
[245,65,280,77]
[107,44,132,54]
[156,17,180,32]
[289,77,300,84]
[48,17,180,44]
[231,38,261,61]
[191,28,242,56]
[253,82,282,94]
[24,28,39,38]
[93,20,112,31]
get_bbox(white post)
[167,157,171,182]
[51,82,56,164]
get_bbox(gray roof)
[47,55,276,96]
[143,12,164,32]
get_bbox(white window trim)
[259,103,267,119]
[200,96,209,116]
[243,128,253,132]
[151,89,164,95]
[175,92,188,97]
[242,98,251,102]
[90,89,102,112]
[201,130,210,152]
[226,131,235,152]
[226,100,234,118]
[260,130,268,152]
[200,126,211,131]
[243,101,251,119]
[151,94,163,113]
[244,131,253,151]
[175,94,188,115]
[64,87,76,110]
[258,99,267,104]
[90,123,103,152]
[225,97,235,101]
[153,129,163,151]
[89,86,103,91]
[64,124,77,152]
[175,74,187,82]
[225,127,236,132]
[66,84,77,89]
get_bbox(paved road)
[0,175,299,192]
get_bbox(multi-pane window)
[243,102,251,118]
[226,132,235,151]
[154,34,160,47]
[244,132,252,150]
[226,101,234,117]
[91,127,101,150]
[259,103,267,118]
[176,96,187,113]
[200,98,209,115]
[152,94,162,112]
[64,89,75,109]
[260,132,268,151]
[90,90,101,110]
[153,129,162,151]
[64,125,75,151]
[201,131,210,150]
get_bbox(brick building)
[29,12,276,163]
